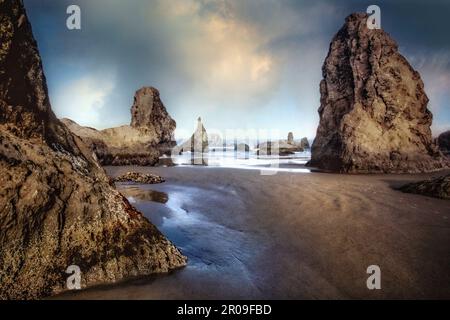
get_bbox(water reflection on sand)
[107,181,262,299]
[57,166,450,299]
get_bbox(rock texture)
[300,137,310,150]
[113,172,165,184]
[308,13,448,173]
[0,0,186,300]
[62,87,176,166]
[131,87,175,141]
[400,174,450,200]
[437,131,450,156]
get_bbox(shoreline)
[55,166,450,299]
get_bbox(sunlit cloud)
[25,0,450,139]
[52,71,116,128]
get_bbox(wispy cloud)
[25,0,450,138]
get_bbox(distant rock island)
[173,117,209,165]
[308,13,449,173]
[257,132,308,156]
[175,117,209,154]
[62,87,176,166]
[0,0,185,299]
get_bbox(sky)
[24,0,450,140]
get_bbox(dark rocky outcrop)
[113,172,165,184]
[437,131,450,156]
[0,0,186,299]
[300,137,310,150]
[400,174,450,200]
[308,13,448,173]
[62,87,176,166]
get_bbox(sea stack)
[174,117,209,165]
[287,132,294,144]
[176,117,209,154]
[191,117,209,154]
[300,137,310,150]
[0,0,186,299]
[62,87,176,166]
[308,13,448,173]
[130,87,176,142]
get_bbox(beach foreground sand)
[58,166,450,299]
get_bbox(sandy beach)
[57,166,450,299]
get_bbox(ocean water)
[168,148,311,173]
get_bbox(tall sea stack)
[309,13,448,173]
[0,0,186,299]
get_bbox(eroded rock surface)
[308,13,448,173]
[0,0,186,299]
[114,172,165,184]
[400,174,450,200]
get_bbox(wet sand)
[59,166,450,299]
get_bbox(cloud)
[24,0,450,138]
[52,70,116,128]
[407,50,450,134]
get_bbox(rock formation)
[257,141,303,156]
[0,0,186,299]
[113,172,165,184]
[300,137,310,150]
[400,174,450,200]
[174,117,209,165]
[130,87,176,142]
[62,87,176,166]
[175,117,209,153]
[287,132,294,144]
[437,131,450,156]
[308,13,449,173]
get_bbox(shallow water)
[68,180,267,299]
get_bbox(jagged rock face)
[131,87,176,143]
[309,13,448,173]
[0,0,186,299]
[438,131,450,156]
